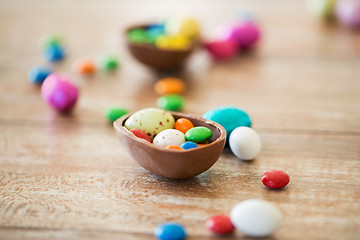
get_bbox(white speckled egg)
[125,108,175,141]
[230,199,282,237]
[153,129,185,148]
[229,126,261,161]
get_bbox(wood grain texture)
[0,0,359,239]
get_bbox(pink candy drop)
[222,22,261,50]
[41,73,79,112]
[336,0,360,29]
[204,39,239,60]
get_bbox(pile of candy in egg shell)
[127,15,261,61]
[127,16,200,51]
[307,0,360,28]
[124,108,212,150]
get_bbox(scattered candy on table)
[124,108,175,141]
[43,44,65,62]
[306,0,337,20]
[41,73,78,112]
[219,21,261,50]
[129,128,151,143]
[262,170,290,189]
[28,66,52,84]
[75,59,96,75]
[154,222,187,240]
[154,77,186,95]
[100,55,119,72]
[180,141,199,150]
[205,215,235,235]
[41,34,62,49]
[185,126,213,143]
[230,199,282,237]
[204,39,239,60]
[104,107,129,122]
[153,129,185,148]
[335,0,360,28]
[203,106,251,141]
[157,94,184,111]
[229,126,261,161]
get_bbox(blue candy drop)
[43,44,65,62]
[154,222,186,240]
[28,67,52,84]
[180,141,199,150]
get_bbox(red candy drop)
[205,215,235,235]
[262,170,290,189]
[130,129,151,143]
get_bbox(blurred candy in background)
[307,0,360,28]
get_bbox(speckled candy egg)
[336,0,360,28]
[41,73,78,112]
[153,129,185,148]
[125,108,175,141]
[230,199,282,237]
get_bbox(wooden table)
[1,0,359,239]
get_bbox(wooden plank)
[1,125,359,239]
[0,0,359,133]
[1,56,359,133]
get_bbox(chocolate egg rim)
[114,111,226,152]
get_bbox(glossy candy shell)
[205,215,235,235]
[262,170,290,189]
[43,44,65,62]
[180,141,199,150]
[104,107,129,122]
[154,77,185,95]
[157,94,184,111]
[203,106,251,140]
[185,126,213,143]
[130,129,151,143]
[175,118,194,134]
[230,199,282,237]
[41,74,78,112]
[154,222,186,240]
[28,67,52,84]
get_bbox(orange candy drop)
[175,118,194,134]
[154,77,186,95]
[76,59,96,75]
[165,145,183,150]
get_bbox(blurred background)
[0,0,359,131]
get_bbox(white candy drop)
[229,126,261,160]
[230,199,282,237]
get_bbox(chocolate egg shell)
[124,24,198,71]
[114,112,226,179]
